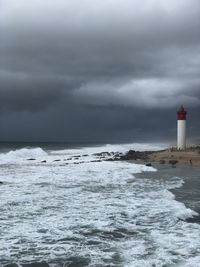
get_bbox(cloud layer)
[0,0,200,142]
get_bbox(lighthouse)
[177,105,187,150]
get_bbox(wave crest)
[0,147,47,163]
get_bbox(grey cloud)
[72,79,200,108]
[0,71,70,111]
[0,0,200,142]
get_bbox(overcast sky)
[0,0,200,144]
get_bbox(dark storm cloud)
[0,70,81,111]
[0,0,200,142]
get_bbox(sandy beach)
[148,146,200,167]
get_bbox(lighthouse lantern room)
[177,105,187,150]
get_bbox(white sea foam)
[0,147,47,164]
[165,176,185,189]
[0,143,199,266]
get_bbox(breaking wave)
[0,147,47,164]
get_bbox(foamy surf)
[0,143,199,267]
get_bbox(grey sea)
[0,142,199,267]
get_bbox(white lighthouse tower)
[177,105,187,150]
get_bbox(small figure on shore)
[189,159,192,166]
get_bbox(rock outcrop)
[118,150,153,161]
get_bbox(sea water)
[0,143,199,267]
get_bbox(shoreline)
[125,146,200,224]
[120,146,200,167]
[148,146,200,167]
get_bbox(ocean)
[0,142,199,267]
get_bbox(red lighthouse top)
[177,105,187,120]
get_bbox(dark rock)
[93,152,111,157]
[119,150,152,161]
[119,156,127,160]
[0,181,3,184]
[41,160,47,163]
[127,150,136,156]
[169,160,178,165]
[53,159,61,162]
[91,160,101,162]
[74,157,80,160]
[82,154,88,157]
[27,158,36,161]
[105,158,114,161]
[67,158,72,160]
[145,163,152,167]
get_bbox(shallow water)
[0,143,200,267]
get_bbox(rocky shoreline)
[94,146,200,167]
[22,146,200,167]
